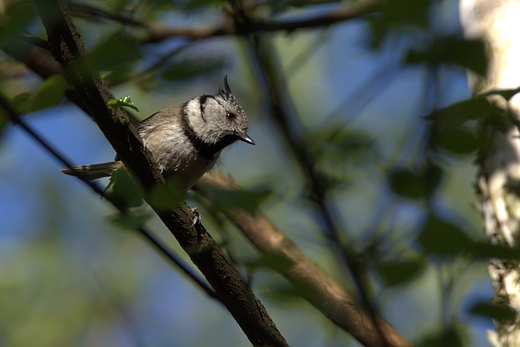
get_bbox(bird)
[61,77,255,193]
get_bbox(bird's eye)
[226,112,236,121]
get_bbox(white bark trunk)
[460,0,520,346]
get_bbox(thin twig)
[229,0,393,342]
[66,0,380,42]
[33,1,288,345]
[0,92,217,299]
[194,172,413,347]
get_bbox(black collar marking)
[181,102,237,160]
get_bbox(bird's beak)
[237,132,255,145]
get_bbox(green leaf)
[481,87,520,101]
[469,302,516,322]
[148,183,185,211]
[242,253,294,272]
[389,169,425,199]
[427,97,493,126]
[418,327,464,347]
[388,164,442,200]
[471,242,520,260]
[27,75,69,113]
[406,38,488,76]
[208,186,272,216]
[263,283,308,305]
[308,125,376,190]
[108,211,153,231]
[160,56,226,82]
[105,168,143,211]
[107,95,139,111]
[103,0,133,13]
[0,111,8,136]
[423,164,443,196]
[89,32,141,71]
[309,125,375,161]
[0,3,38,46]
[418,213,472,255]
[11,92,31,113]
[442,38,488,77]
[269,0,308,15]
[431,126,482,155]
[382,0,430,29]
[376,256,426,286]
[181,0,226,10]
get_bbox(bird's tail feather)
[61,161,124,180]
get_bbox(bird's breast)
[141,124,220,192]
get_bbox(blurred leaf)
[471,242,520,260]
[469,302,516,322]
[242,253,294,272]
[108,211,153,231]
[160,56,226,81]
[418,327,464,347]
[0,112,7,137]
[103,67,136,86]
[107,95,139,111]
[309,125,375,161]
[481,87,520,101]
[442,38,487,76]
[102,0,133,13]
[27,75,69,113]
[263,283,307,304]
[106,168,144,211]
[89,32,141,71]
[423,163,443,196]
[389,169,424,199]
[208,186,272,216]
[376,256,427,286]
[269,0,308,15]
[382,0,430,29]
[313,169,354,192]
[0,3,38,45]
[388,164,442,200]
[148,183,185,211]
[427,97,493,127]
[181,0,226,10]
[11,92,31,112]
[431,126,482,155]
[406,37,488,76]
[309,125,376,190]
[418,213,472,255]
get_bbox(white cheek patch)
[185,99,207,135]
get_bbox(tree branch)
[228,3,408,344]
[33,1,287,346]
[67,0,380,42]
[0,91,217,299]
[196,171,413,347]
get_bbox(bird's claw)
[190,207,201,227]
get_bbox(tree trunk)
[460,0,520,346]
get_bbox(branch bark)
[66,0,380,42]
[5,1,409,345]
[196,172,413,347]
[33,1,287,346]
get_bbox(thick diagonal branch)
[33,1,287,346]
[197,172,413,347]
